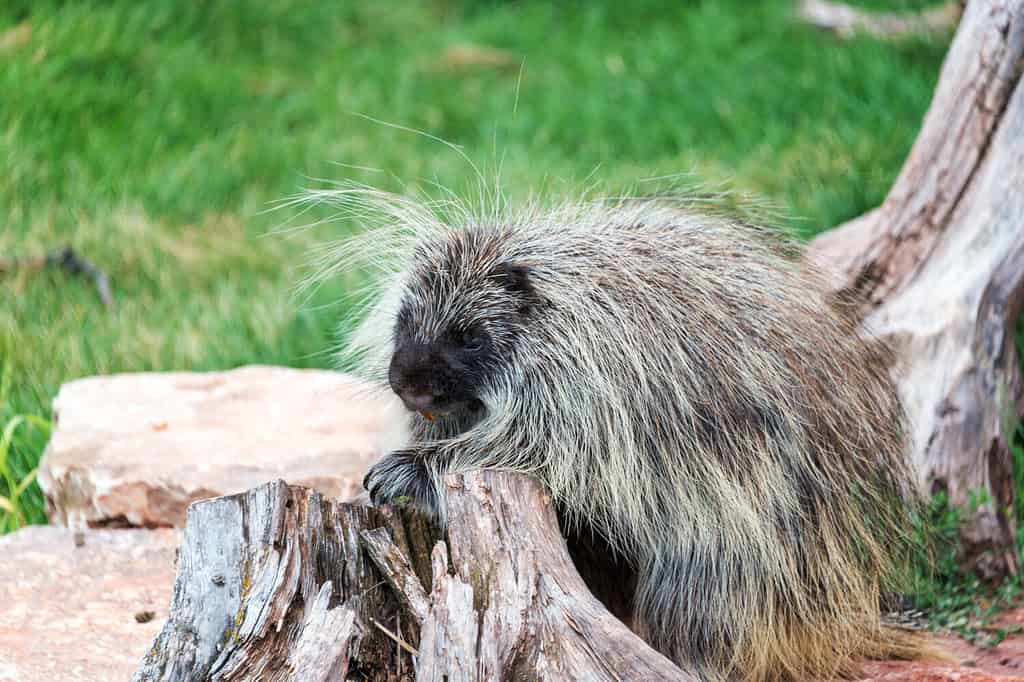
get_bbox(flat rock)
[857,629,1024,681]
[38,365,408,528]
[0,525,178,682]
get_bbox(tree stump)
[807,0,1024,579]
[134,475,689,681]
[132,480,437,681]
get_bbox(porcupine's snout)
[388,342,468,421]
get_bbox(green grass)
[909,484,1024,647]
[0,0,951,534]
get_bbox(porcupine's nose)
[388,344,444,414]
[399,390,437,413]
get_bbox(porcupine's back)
[465,200,921,679]
[476,199,911,535]
[348,195,925,679]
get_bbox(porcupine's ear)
[493,262,542,315]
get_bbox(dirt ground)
[859,609,1024,681]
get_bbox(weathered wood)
[807,0,1024,578]
[135,475,690,680]
[361,527,430,623]
[133,481,435,681]
[281,587,357,682]
[366,473,691,681]
[809,0,1022,303]
[798,0,963,40]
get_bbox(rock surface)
[858,629,1024,680]
[0,525,179,682]
[38,365,408,528]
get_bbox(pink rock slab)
[0,525,179,682]
[38,365,408,528]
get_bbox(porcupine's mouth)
[418,398,485,423]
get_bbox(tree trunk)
[134,476,689,681]
[807,0,1024,579]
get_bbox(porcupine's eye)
[462,327,485,350]
[452,326,486,353]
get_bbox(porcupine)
[341,193,925,680]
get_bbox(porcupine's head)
[387,226,541,428]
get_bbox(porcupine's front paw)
[362,450,441,519]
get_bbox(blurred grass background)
[1,0,950,528]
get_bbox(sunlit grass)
[0,368,50,532]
